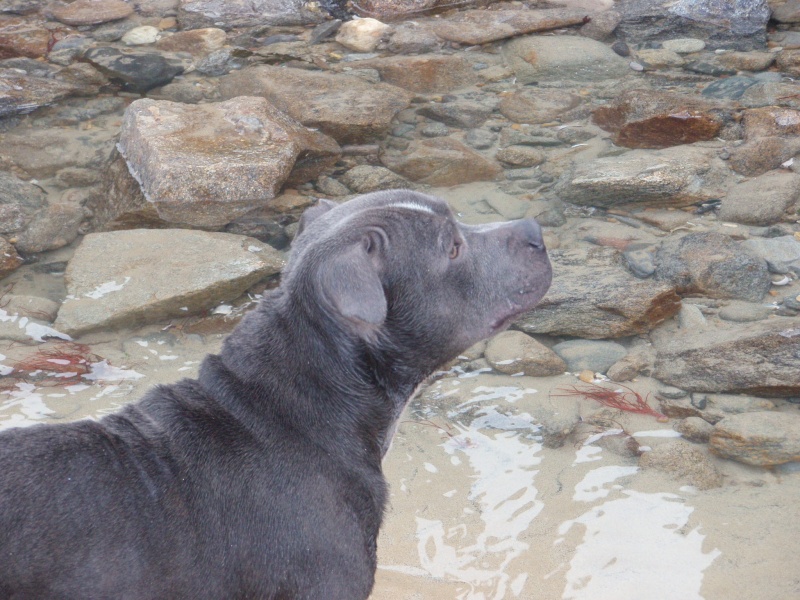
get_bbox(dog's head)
[283,190,552,372]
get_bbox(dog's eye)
[449,240,462,260]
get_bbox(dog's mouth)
[489,288,544,332]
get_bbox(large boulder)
[654,320,800,396]
[219,66,412,144]
[515,247,681,339]
[557,145,727,209]
[115,96,340,229]
[54,229,284,336]
[503,35,629,84]
[654,232,771,301]
[614,0,770,51]
[592,89,726,149]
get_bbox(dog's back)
[0,372,381,599]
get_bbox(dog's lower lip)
[490,289,539,331]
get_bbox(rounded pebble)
[662,38,706,54]
[122,26,160,46]
[658,386,689,400]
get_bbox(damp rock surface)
[117,96,340,228]
[54,229,284,336]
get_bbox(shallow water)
[373,378,800,600]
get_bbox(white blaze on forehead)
[389,201,437,214]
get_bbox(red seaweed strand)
[552,382,668,421]
[8,342,102,385]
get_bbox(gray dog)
[0,190,551,599]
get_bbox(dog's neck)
[200,289,425,463]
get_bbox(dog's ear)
[296,198,337,238]
[317,232,387,333]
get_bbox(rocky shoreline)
[2,0,800,469]
[1,0,800,595]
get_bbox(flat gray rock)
[431,8,591,45]
[710,411,800,465]
[420,372,580,448]
[658,393,776,424]
[720,170,800,226]
[503,35,629,84]
[552,339,627,374]
[557,145,727,208]
[654,320,800,396]
[654,232,771,301]
[484,330,566,377]
[0,68,77,118]
[615,0,770,51]
[515,247,681,339]
[54,229,284,336]
[741,235,800,274]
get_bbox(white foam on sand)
[558,490,720,600]
[573,465,640,503]
[573,429,624,465]
[454,385,537,410]
[632,429,682,438]
[0,308,71,342]
[0,382,53,430]
[82,360,144,382]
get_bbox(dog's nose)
[516,219,545,251]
